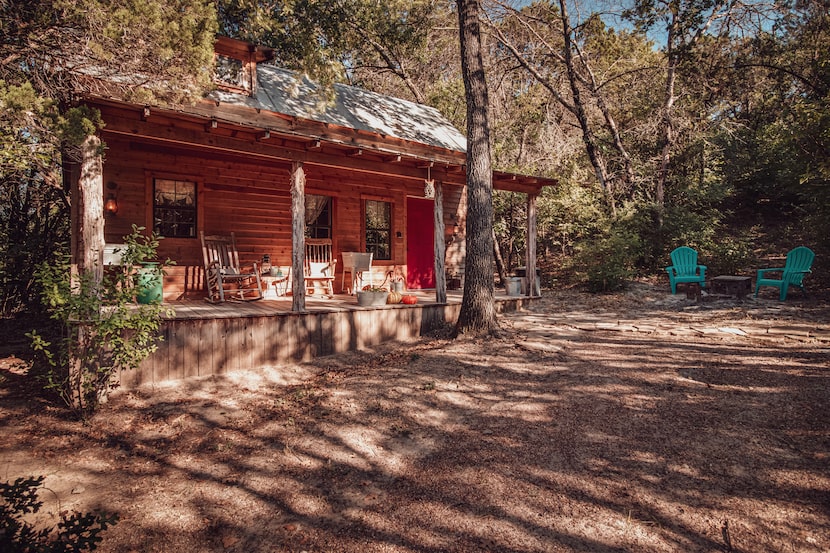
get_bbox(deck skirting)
[124,296,534,388]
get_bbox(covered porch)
[128,289,537,389]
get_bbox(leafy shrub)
[27,226,172,416]
[0,475,118,552]
[572,225,642,292]
[704,233,756,276]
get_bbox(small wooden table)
[710,275,752,298]
[261,273,290,298]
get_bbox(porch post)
[526,192,538,297]
[67,135,105,409]
[71,135,105,284]
[290,161,306,312]
[434,178,447,304]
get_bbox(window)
[305,194,332,239]
[153,179,196,238]
[365,200,391,260]
[215,54,248,90]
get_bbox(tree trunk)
[526,193,537,297]
[72,136,105,282]
[454,0,497,336]
[558,0,615,215]
[69,135,104,410]
[493,228,506,287]
[656,53,676,231]
[434,179,447,304]
[290,161,306,312]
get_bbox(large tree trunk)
[71,136,105,281]
[69,135,104,410]
[290,161,306,313]
[433,179,447,304]
[455,0,497,336]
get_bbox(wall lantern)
[104,181,118,215]
[424,164,435,199]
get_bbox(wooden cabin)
[67,37,554,386]
[73,36,552,303]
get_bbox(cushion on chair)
[308,262,331,277]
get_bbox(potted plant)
[386,266,406,293]
[122,225,173,304]
[356,285,389,307]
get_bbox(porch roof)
[81,36,557,193]
[210,65,467,154]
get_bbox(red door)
[406,197,435,289]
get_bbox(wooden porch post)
[434,179,447,304]
[526,192,538,297]
[290,161,306,312]
[67,135,105,409]
[71,135,106,281]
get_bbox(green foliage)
[28,226,173,417]
[0,81,69,315]
[1,475,118,552]
[59,106,104,150]
[539,181,605,257]
[572,223,641,293]
[703,233,756,276]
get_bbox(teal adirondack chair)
[754,246,815,301]
[666,247,707,294]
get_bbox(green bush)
[573,225,641,293]
[1,475,118,552]
[703,234,756,276]
[27,226,172,417]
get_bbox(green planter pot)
[136,263,163,304]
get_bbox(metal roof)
[208,65,467,154]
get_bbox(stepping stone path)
[505,282,830,345]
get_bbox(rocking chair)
[201,231,264,302]
[305,238,337,297]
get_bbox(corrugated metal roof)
[208,65,467,153]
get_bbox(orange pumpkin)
[401,294,418,305]
[387,291,402,304]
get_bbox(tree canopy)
[1,0,827,315]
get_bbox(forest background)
[1,0,828,318]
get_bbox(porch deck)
[128,289,537,389]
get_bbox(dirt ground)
[1,282,829,552]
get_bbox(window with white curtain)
[153,179,196,238]
[305,194,332,239]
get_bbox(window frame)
[152,178,198,239]
[214,53,250,94]
[364,199,392,261]
[305,194,333,239]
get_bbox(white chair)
[341,252,373,294]
[305,239,337,297]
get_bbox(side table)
[261,273,290,299]
[710,275,752,298]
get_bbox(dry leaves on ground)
[1,284,829,552]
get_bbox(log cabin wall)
[97,103,467,300]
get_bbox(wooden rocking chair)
[305,238,337,297]
[201,231,264,302]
